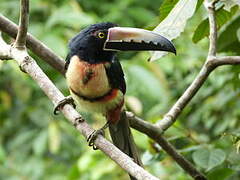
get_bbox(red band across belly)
[107,99,124,124]
[99,89,118,102]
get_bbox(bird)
[54,22,176,180]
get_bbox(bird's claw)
[54,96,76,115]
[87,122,109,150]
[87,129,105,150]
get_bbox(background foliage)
[0,0,240,179]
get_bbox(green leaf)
[222,0,240,11]
[33,130,48,156]
[159,0,179,22]
[142,151,154,165]
[8,130,37,151]
[125,64,164,100]
[41,34,67,57]
[207,167,234,180]
[67,164,80,180]
[151,0,198,61]
[193,148,226,171]
[196,0,204,11]
[218,15,240,53]
[192,6,239,43]
[158,0,203,22]
[48,121,61,154]
[0,144,6,163]
[46,6,94,29]
[125,96,143,115]
[237,27,240,41]
[227,150,240,170]
[192,19,210,44]
[128,7,155,25]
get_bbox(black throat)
[76,47,116,64]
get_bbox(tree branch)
[205,0,218,58]
[0,14,65,74]
[155,55,240,131]
[127,112,207,180]
[15,0,29,48]
[210,56,240,66]
[155,63,213,130]
[155,0,221,131]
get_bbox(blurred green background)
[0,0,240,179]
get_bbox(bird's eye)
[98,32,105,39]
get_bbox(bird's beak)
[104,27,176,54]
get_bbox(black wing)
[105,57,126,95]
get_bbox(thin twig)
[0,15,65,74]
[210,56,240,66]
[15,0,29,48]
[155,0,220,130]
[155,64,213,130]
[205,0,218,58]
[127,112,207,180]
[128,56,240,133]
[155,55,240,131]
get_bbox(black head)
[68,22,118,64]
[67,22,176,64]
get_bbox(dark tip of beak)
[166,42,177,55]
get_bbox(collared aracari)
[54,22,176,179]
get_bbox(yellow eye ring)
[98,32,105,38]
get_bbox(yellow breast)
[65,55,111,98]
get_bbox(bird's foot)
[54,96,76,115]
[87,122,109,150]
[87,129,105,150]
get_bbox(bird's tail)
[108,111,143,180]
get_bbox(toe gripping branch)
[87,122,109,150]
[54,96,76,115]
